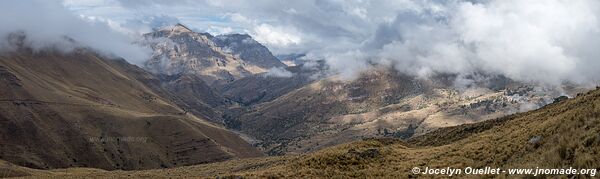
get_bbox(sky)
[2,0,600,86]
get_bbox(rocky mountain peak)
[170,23,193,34]
[143,24,285,85]
[212,33,286,69]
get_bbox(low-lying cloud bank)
[264,67,294,78]
[4,0,600,87]
[112,0,598,86]
[323,0,600,86]
[0,0,150,64]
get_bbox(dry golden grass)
[235,68,562,155]
[241,88,600,178]
[11,88,600,178]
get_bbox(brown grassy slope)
[240,88,600,178]
[0,159,43,178]
[106,59,229,124]
[217,64,319,106]
[5,157,287,178]
[16,86,600,178]
[232,68,553,155]
[234,69,427,153]
[0,49,261,171]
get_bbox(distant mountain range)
[143,23,286,86]
[0,23,595,178]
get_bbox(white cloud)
[327,0,600,86]
[325,50,370,81]
[0,0,150,64]
[228,13,251,24]
[264,67,293,78]
[252,24,302,47]
[61,0,600,86]
[207,25,234,35]
[451,0,596,85]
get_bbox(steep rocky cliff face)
[143,24,284,86]
[212,34,286,69]
[141,24,293,123]
[144,24,249,85]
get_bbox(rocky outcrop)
[212,34,286,69]
[143,24,284,86]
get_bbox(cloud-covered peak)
[56,0,600,86]
[0,0,150,64]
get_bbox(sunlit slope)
[0,49,261,170]
[234,69,559,155]
[18,85,599,178]
[242,88,600,177]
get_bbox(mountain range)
[143,24,286,86]
[0,24,596,178]
[5,78,599,178]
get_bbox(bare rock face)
[144,24,248,85]
[143,24,284,86]
[141,24,294,123]
[212,34,286,69]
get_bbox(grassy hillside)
[0,48,262,171]
[232,68,562,155]
[12,86,600,178]
[217,64,319,106]
[241,87,600,178]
